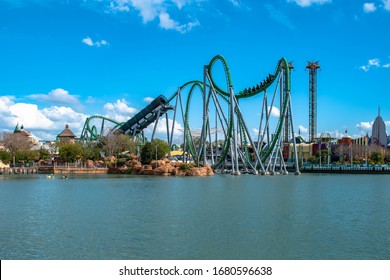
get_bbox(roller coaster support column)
[230,87,240,175]
[287,91,301,175]
[165,113,170,147]
[231,95,264,175]
[202,65,208,165]
[179,89,189,163]
[100,119,105,136]
[151,109,162,142]
[168,87,180,156]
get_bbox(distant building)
[371,107,387,146]
[338,136,352,146]
[57,124,77,145]
[13,123,39,146]
[353,134,369,146]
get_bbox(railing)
[301,164,390,174]
[52,162,107,169]
[1,167,39,174]
[1,162,108,175]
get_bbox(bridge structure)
[80,55,300,175]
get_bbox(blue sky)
[0,0,389,141]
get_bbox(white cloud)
[0,94,89,140]
[287,0,331,7]
[159,12,177,29]
[356,121,373,134]
[39,106,88,138]
[156,118,183,136]
[268,106,280,117]
[107,0,164,23]
[172,0,186,9]
[82,37,109,47]
[108,0,131,12]
[104,99,138,122]
[368,58,380,67]
[0,96,14,112]
[42,106,86,124]
[298,125,308,134]
[82,37,94,46]
[29,88,79,105]
[9,103,54,129]
[363,3,377,13]
[144,97,154,103]
[229,0,240,6]
[106,0,199,33]
[384,0,390,11]
[360,58,390,71]
[144,117,184,143]
[159,12,199,33]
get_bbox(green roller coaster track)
[81,55,292,171]
[81,115,123,141]
[168,55,291,169]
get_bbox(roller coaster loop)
[80,54,300,175]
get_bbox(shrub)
[59,143,83,163]
[140,139,170,164]
[179,163,194,172]
[0,150,11,164]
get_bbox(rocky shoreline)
[108,159,214,176]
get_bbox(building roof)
[58,124,77,138]
[20,130,30,137]
[14,123,31,137]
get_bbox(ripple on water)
[0,174,389,259]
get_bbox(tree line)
[0,131,170,166]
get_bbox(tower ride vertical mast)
[306,61,320,143]
[283,62,294,143]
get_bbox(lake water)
[0,174,389,260]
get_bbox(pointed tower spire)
[14,122,21,133]
[378,105,380,116]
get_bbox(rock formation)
[109,159,214,176]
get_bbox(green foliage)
[140,142,153,164]
[152,139,170,156]
[140,139,170,164]
[179,163,194,171]
[39,148,50,160]
[309,156,318,164]
[116,157,128,166]
[316,149,329,163]
[370,152,383,164]
[15,150,40,162]
[101,134,137,157]
[59,143,83,163]
[2,132,33,165]
[0,150,11,164]
[82,142,101,161]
